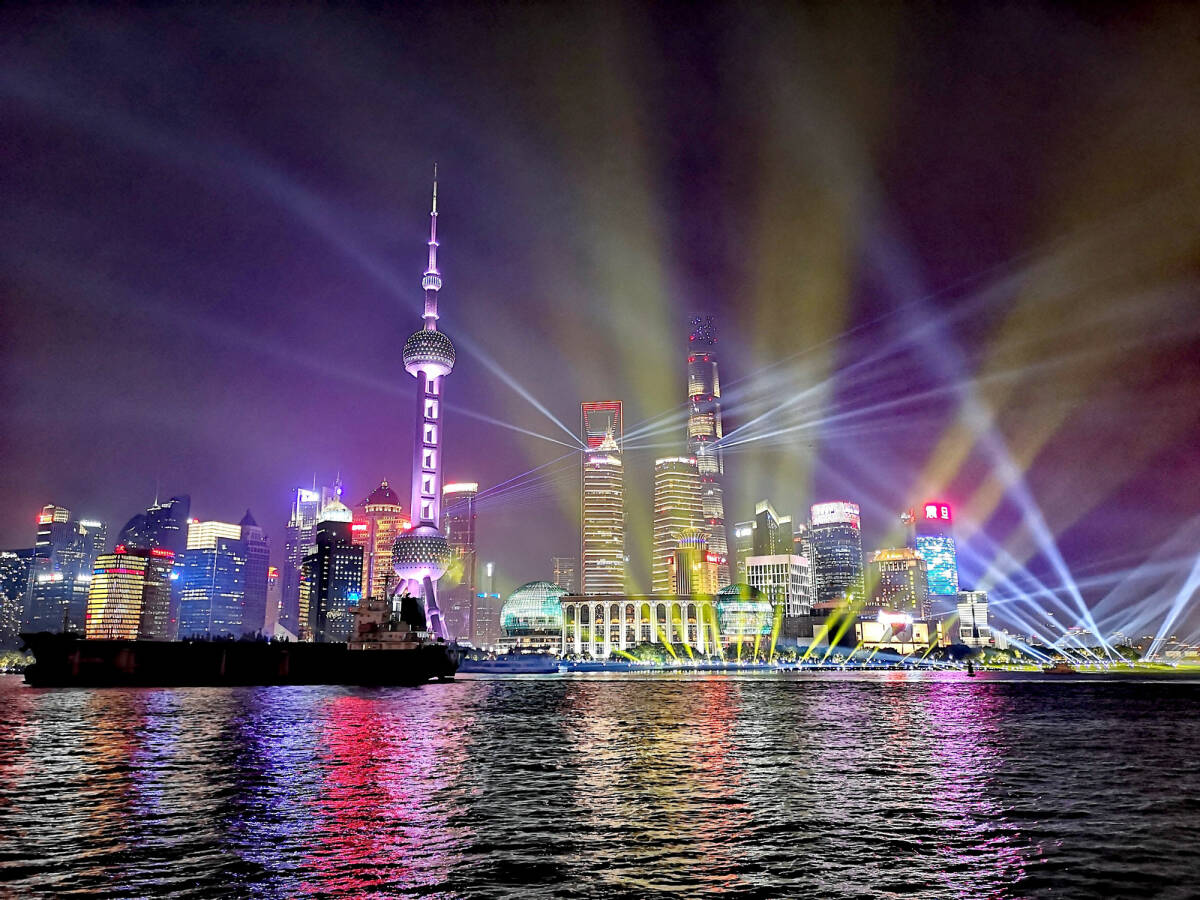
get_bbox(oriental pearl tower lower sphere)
[392,166,456,640]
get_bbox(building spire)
[421,163,443,328]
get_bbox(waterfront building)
[25,505,107,634]
[116,495,190,639]
[498,581,567,652]
[441,481,479,640]
[551,557,577,594]
[581,429,625,594]
[84,546,173,640]
[652,457,702,593]
[746,554,812,618]
[854,611,935,655]
[238,510,271,636]
[179,520,247,639]
[672,528,720,595]
[391,169,457,640]
[956,590,991,648]
[686,315,730,586]
[868,548,931,619]
[913,501,959,598]
[301,517,365,643]
[0,550,33,648]
[282,481,340,639]
[809,501,866,605]
[715,583,775,653]
[559,593,720,659]
[351,479,410,601]
[793,524,814,575]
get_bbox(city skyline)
[2,3,1199,645]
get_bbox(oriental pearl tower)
[392,167,455,639]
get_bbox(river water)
[1,672,1197,899]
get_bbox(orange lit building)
[352,480,411,600]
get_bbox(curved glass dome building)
[499,581,567,651]
[715,583,773,639]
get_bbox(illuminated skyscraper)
[686,315,730,587]
[652,457,702,593]
[912,501,959,597]
[442,481,479,639]
[301,516,365,643]
[581,401,622,450]
[733,521,754,581]
[956,590,991,648]
[581,429,625,594]
[0,550,33,648]
[672,527,720,595]
[551,556,578,593]
[179,520,246,639]
[25,505,107,634]
[351,479,410,601]
[809,501,866,605]
[116,495,189,639]
[238,510,271,636]
[282,482,339,637]
[868,548,931,618]
[392,169,456,639]
[84,546,173,641]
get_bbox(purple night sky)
[2,3,1198,630]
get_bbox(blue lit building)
[179,520,247,639]
[913,501,959,597]
[301,514,364,643]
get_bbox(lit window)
[424,423,438,445]
[422,475,436,496]
[422,449,436,470]
[424,398,439,419]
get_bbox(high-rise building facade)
[746,554,812,617]
[282,483,339,636]
[581,431,625,594]
[301,518,365,643]
[116,495,190,639]
[867,548,931,618]
[391,169,457,640]
[84,546,173,641]
[441,482,479,640]
[809,501,866,605]
[672,528,720,595]
[686,315,730,587]
[551,556,577,593]
[352,479,410,602]
[913,501,959,598]
[0,550,33,648]
[956,590,991,648]
[733,521,755,581]
[238,510,271,636]
[652,457,702,593]
[25,505,107,634]
[179,520,246,639]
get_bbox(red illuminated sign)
[150,548,174,558]
[922,502,952,522]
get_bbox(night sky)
[2,3,1198,633]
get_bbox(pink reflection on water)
[300,690,473,897]
[920,682,1031,898]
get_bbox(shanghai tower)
[686,315,730,587]
[391,168,455,639]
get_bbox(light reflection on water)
[0,673,1198,899]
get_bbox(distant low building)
[559,593,720,659]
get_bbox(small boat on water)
[458,651,559,674]
[1042,662,1077,675]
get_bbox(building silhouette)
[652,457,702,593]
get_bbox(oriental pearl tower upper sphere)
[392,166,456,640]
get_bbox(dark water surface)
[1,672,1198,899]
